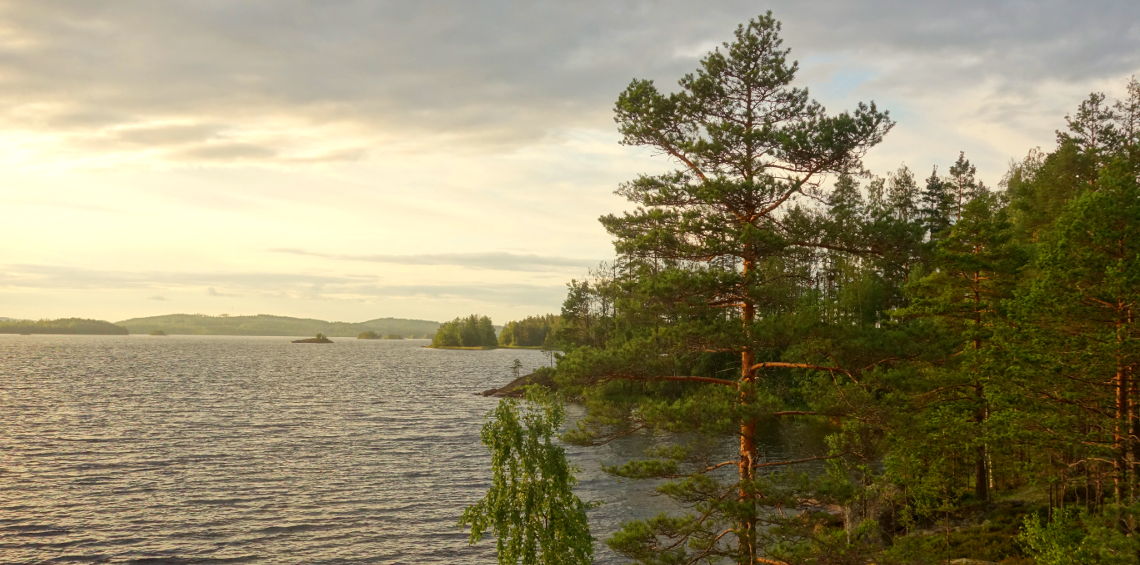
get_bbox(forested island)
[429,313,561,349]
[462,13,1140,565]
[498,314,559,348]
[117,314,438,338]
[430,315,498,348]
[0,318,129,335]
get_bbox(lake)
[0,335,825,564]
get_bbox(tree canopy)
[433,314,498,348]
[507,18,1140,565]
[559,12,893,564]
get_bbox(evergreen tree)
[897,192,1025,502]
[919,166,953,240]
[1012,157,1139,504]
[432,315,498,348]
[1059,91,1120,165]
[561,13,891,563]
[1005,142,1096,243]
[886,165,921,224]
[945,152,986,222]
[499,315,561,347]
[865,165,927,309]
[1113,76,1140,162]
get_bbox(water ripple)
[0,336,667,564]
[0,335,823,563]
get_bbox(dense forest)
[431,314,498,348]
[0,318,128,335]
[498,314,560,348]
[116,314,438,338]
[480,13,1140,565]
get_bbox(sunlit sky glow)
[3,1,1138,324]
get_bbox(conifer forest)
[491,12,1140,565]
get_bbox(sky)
[2,1,1138,324]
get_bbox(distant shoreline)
[116,313,441,339]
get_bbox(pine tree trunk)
[971,270,990,501]
[974,397,989,501]
[1114,305,1131,503]
[737,259,758,565]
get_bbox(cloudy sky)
[2,1,1138,324]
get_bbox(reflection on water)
[0,335,827,564]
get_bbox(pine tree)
[562,13,892,563]
[898,192,1025,502]
[1015,157,1140,504]
[920,166,953,240]
[946,152,986,223]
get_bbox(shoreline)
[479,370,556,398]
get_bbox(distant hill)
[116,314,439,338]
[0,317,129,335]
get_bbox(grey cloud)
[0,2,789,156]
[271,248,597,272]
[111,123,223,146]
[1,1,1137,163]
[770,1,1140,94]
[29,109,131,130]
[174,142,278,162]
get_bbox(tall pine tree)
[560,13,892,564]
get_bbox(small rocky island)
[480,368,556,398]
[292,333,333,344]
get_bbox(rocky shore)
[479,370,556,398]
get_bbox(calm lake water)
[0,335,824,564]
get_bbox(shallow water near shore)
[0,334,825,564]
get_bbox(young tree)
[945,152,986,223]
[461,394,593,564]
[886,165,921,224]
[564,12,892,563]
[919,166,953,240]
